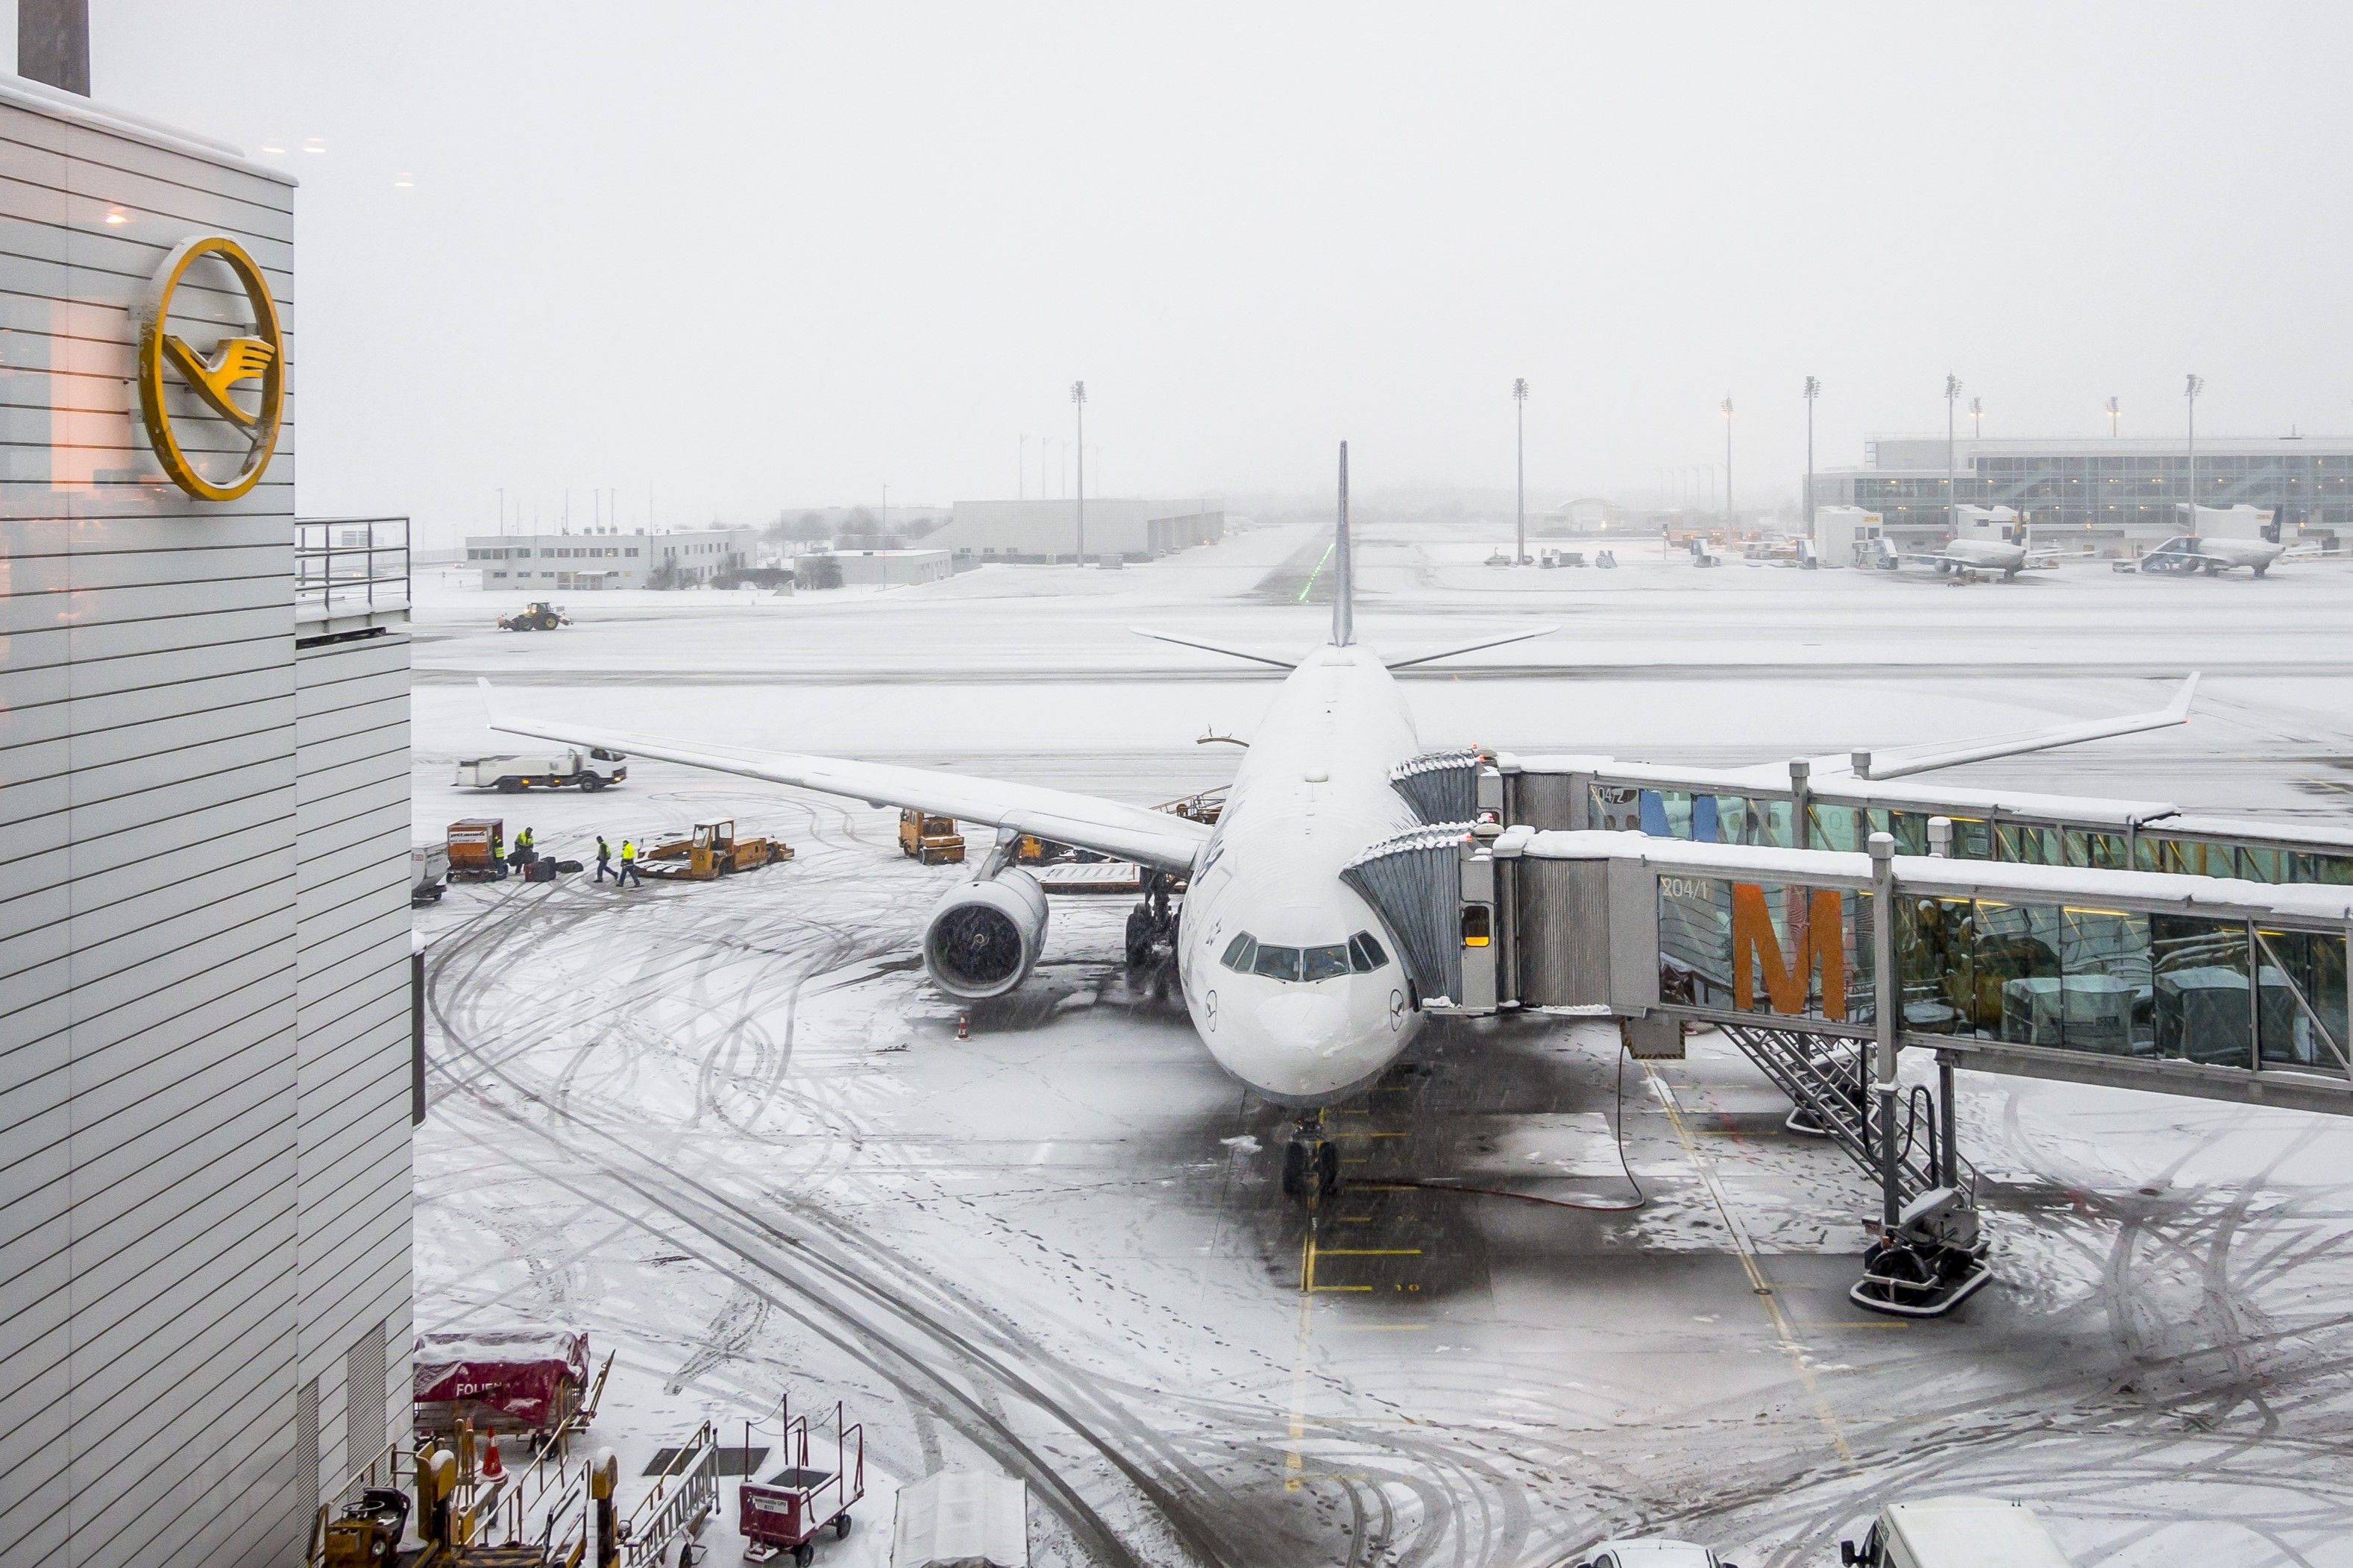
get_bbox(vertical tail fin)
[1333,440,1354,646]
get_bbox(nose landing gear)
[1281,1116,1339,1200]
[1124,872,1180,968]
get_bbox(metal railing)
[296,514,410,617]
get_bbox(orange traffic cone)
[481,1433,504,1479]
[956,1012,970,1041]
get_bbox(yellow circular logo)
[131,233,286,502]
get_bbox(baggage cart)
[739,1399,864,1565]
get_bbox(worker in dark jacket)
[617,838,642,888]
[595,835,613,883]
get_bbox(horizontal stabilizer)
[1385,626,1558,670]
[1128,627,1298,670]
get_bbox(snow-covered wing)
[482,681,1210,871]
[1823,674,2200,782]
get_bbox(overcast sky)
[78,2,2353,541]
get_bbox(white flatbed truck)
[454,747,627,793]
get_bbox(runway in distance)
[486,444,2202,1192]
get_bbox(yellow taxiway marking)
[1644,1062,1856,1465]
[1787,1318,1911,1330]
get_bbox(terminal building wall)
[292,630,414,1528]
[1815,436,2352,554]
[0,83,413,1565]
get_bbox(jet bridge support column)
[1871,833,1900,1236]
[1852,829,1993,1318]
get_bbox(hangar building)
[923,497,1225,563]
[462,525,755,589]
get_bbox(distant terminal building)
[794,547,954,586]
[1,81,414,1560]
[462,526,756,588]
[1536,497,1654,536]
[1815,435,2352,557]
[923,498,1225,563]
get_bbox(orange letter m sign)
[1730,884,1847,1019]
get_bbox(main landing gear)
[1125,872,1179,968]
[1281,1115,1339,1200]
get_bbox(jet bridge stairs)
[1348,749,2353,1318]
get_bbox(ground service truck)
[454,748,628,793]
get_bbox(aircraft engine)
[922,869,1049,1001]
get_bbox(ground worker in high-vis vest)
[617,837,642,888]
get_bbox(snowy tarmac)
[410,524,2353,1567]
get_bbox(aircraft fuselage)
[1174,643,1427,1103]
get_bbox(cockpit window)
[1301,944,1351,982]
[1251,943,1304,982]
[1222,930,1388,983]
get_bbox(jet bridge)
[1346,749,2353,1317]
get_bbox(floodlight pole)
[1721,395,1734,527]
[1802,377,1820,538]
[1070,381,1087,564]
[1513,378,1528,564]
[1969,396,1982,438]
[1944,374,1963,538]
[2184,374,2204,534]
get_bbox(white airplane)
[2134,532,2299,576]
[1869,529,2058,581]
[484,444,2199,1199]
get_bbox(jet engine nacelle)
[922,868,1049,1001]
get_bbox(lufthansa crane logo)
[131,234,286,502]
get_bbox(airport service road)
[410,531,2353,1567]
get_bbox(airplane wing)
[480,679,1212,872]
[1804,674,2201,782]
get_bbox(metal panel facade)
[295,629,412,1511]
[1,82,412,1566]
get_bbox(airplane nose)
[1257,991,1348,1057]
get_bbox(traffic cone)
[481,1433,504,1479]
[956,1012,970,1041]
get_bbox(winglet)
[2167,670,2202,723]
[476,676,506,734]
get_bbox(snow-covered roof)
[1502,828,2353,924]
